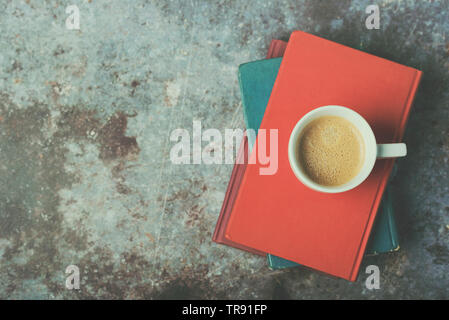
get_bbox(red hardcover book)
[266,39,288,59]
[224,31,422,281]
[212,39,287,255]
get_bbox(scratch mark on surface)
[151,49,194,268]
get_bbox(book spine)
[398,70,423,140]
[212,136,247,242]
[349,70,423,281]
[212,135,266,256]
[385,187,400,251]
[238,65,251,133]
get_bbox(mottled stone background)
[0,0,447,299]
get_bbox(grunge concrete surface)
[0,0,448,299]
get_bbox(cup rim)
[288,105,377,193]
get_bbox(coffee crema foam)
[298,116,365,186]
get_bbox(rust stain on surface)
[98,112,140,161]
[57,108,140,162]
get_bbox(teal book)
[238,57,400,270]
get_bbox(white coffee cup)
[288,105,406,193]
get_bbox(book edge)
[348,69,422,281]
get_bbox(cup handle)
[376,143,407,158]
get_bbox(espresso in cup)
[297,116,365,186]
[289,106,406,193]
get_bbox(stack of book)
[213,31,421,281]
